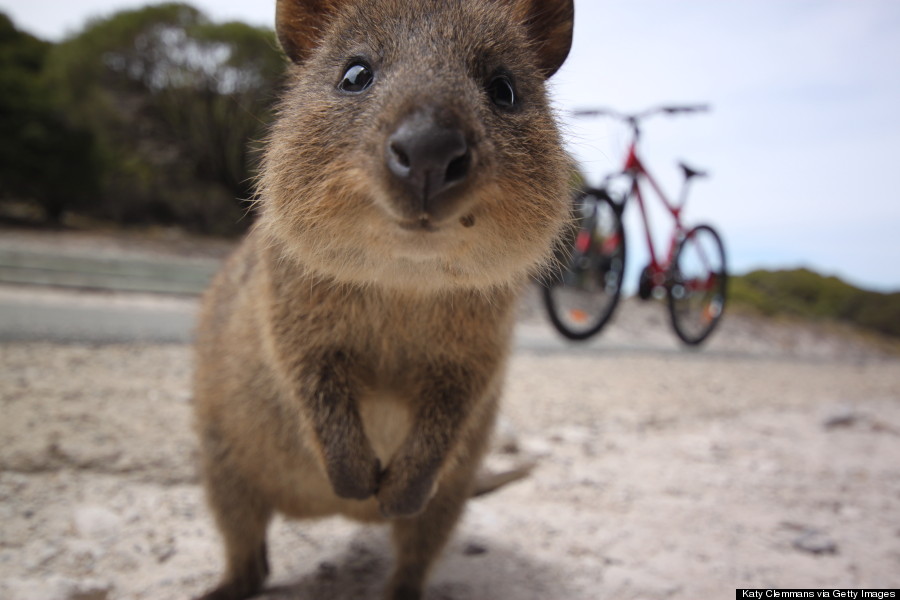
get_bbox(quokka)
[193,1,574,598]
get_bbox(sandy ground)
[1,240,899,598]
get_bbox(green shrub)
[730,268,900,338]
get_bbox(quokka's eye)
[338,62,375,93]
[486,74,517,109]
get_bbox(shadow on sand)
[257,524,576,600]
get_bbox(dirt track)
[1,289,899,599]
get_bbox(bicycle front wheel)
[667,224,727,345]
[543,190,626,341]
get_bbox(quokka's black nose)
[386,110,471,216]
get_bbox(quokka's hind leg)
[196,452,273,600]
[384,466,475,600]
[197,540,269,600]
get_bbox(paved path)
[0,242,214,343]
[0,237,891,362]
[0,286,197,343]
[0,247,218,296]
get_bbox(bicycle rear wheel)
[542,190,626,341]
[667,224,727,345]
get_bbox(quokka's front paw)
[376,464,438,518]
[325,450,382,501]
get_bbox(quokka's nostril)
[390,142,411,169]
[445,151,470,184]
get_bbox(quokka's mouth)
[397,216,439,232]
[396,213,476,233]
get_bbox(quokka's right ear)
[276,0,345,64]
[508,0,574,79]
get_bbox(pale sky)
[3,0,899,292]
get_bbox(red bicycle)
[542,105,727,345]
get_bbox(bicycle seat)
[679,162,708,179]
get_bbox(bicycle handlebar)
[572,104,710,122]
[571,104,709,141]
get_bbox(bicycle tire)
[542,189,626,341]
[667,224,727,345]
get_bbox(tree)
[44,3,285,234]
[0,13,99,224]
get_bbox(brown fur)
[193,1,573,598]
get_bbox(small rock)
[792,530,838,555]
[823,407,858,429]
[463,542,488,556]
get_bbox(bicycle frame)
[619,141,690,286]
